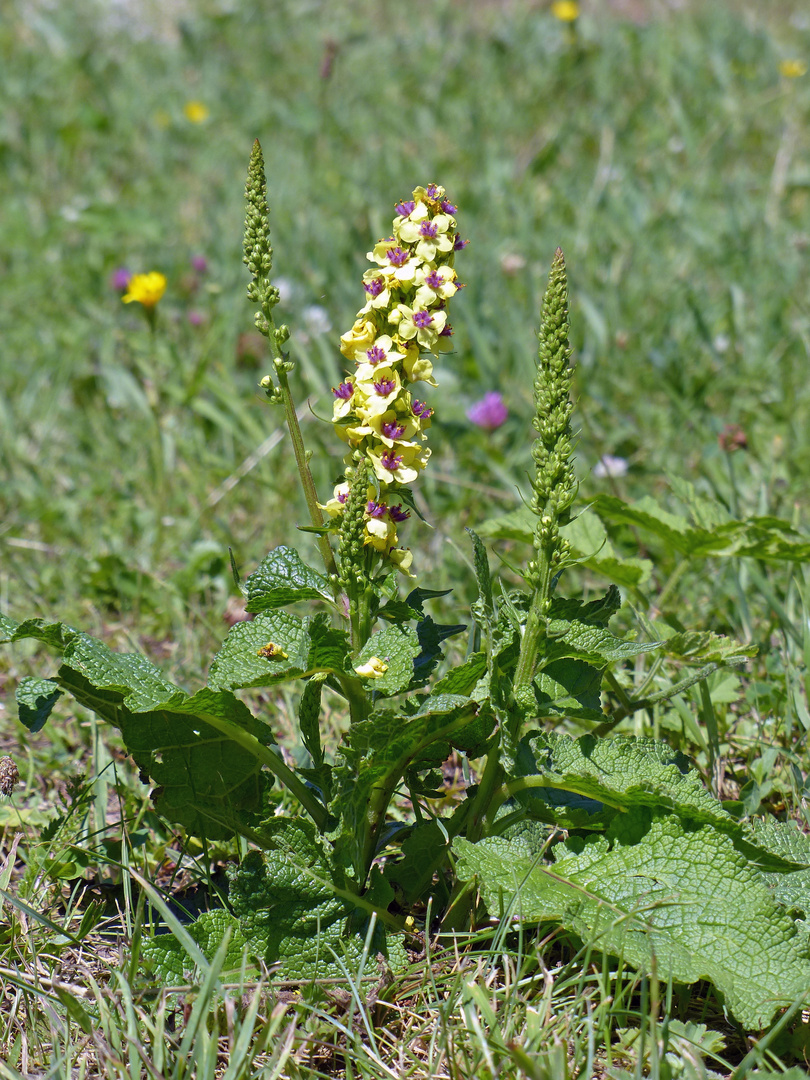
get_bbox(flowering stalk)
[244,140,338,581]
[321,184,467,623]
[512,248,577,702]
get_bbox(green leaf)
[515,732,737,832]
[244,546,333,612]
[298,673,326,767]
[475,508,652,588]
[467,528,495,632]
[543,588,663,668]
[455,814,810,1029]
[208,611,349,691]
[354,624,421,696]
[532,658,605,721]
[661,630,757,664]
[142,909,251,982]
[229,820,402,981]
[433,651,488,697]
[0,612,20,642]
[16,677,63,733]
[2,619,274,839]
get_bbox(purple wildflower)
[454,235,469,251]
[188,310,205,326]
[395,200,415,216]
[413,311,433,329]
[374,378,396,396]
[425,270,444,289]
[388,504,410,522]
[441,200,457,214]
[467,391,508,432]
[191,254,208,273]
[412,400,433,419]
[333,381,354,399]
[366,500,387,518]
[110,267,131,291]
[366,345,386,365]
[419,221,438,238]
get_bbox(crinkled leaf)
[142,909,250,982]
[661,630,757,664]
[455,814,810,1029]
[330,696,480,875]
[1,619,274,839]
[411,617,467,689]
[229,820,403,980]
[387,818,453,906]
[16,677,63,733]
[515,732,737,833]
[354,624,421,696]
[433,651,488,697]
[208,611,349,691]
[467,528,495,633]
[298,673,326,767]
[532,658,605,721]
[244,546,333,612]
[544,588,663,668]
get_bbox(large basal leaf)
[244,546,334,612]
[515,732,738,834]
[142,909,250,982]
[228,820,405,981]
[208,610,350,691]
[455,814,810,1029]
[476,507,652,588]
[2,618,274,839]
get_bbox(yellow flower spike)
[122,272,167,308]
[552,1,579,21]
[354,656,389,678]
[183,100,210,123]
[780,59,808,78]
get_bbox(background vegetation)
[2,0,810,1075]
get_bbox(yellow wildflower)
[552,1,579,21]
[183,100,210,123]
[122,272,167,308]
[780,60,807,79]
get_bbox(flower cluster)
[322,184,467,573]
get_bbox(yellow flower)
[780,59,808,79]
[354,656,389,679]
[552,1,579,20]
[122,272,167,308]
[183,100,210,123]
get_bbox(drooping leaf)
[228,820,404,981]
[467,528,495,634]
[298,673,327,767]
[244,546,333,612]
[455,814,810,1029]
[531,658,605,721]
[661,630,757,664]
[16,677,63,733]
[543,588,663,668]
[208,610,349,691]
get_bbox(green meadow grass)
[2,0,810,1075]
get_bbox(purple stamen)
[381,451,403,472]
[425,270,443,289]
[388,504,410,522]
[386,247,409,267]
[363,278,384,297]
[374,378,396,396]
[381,420,406,440]
[333,381,353,399]
[366,500,387,518]
[419,221,438,238]
[439,324,453,337]
[338,492,348,504]
[426,185,439,197]
[366,345,386,365]
[441,200,457,214]
[454,235,469,251]
[395,200,415,216]
[413,311,433,329]
[412,400,433,419]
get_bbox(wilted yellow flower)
[183,100,210,123]
[780,59,807,79]
[552,1,579,20]
[354,656,389,679]
[122,272,167,308]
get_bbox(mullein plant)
[7,143,790,1033]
